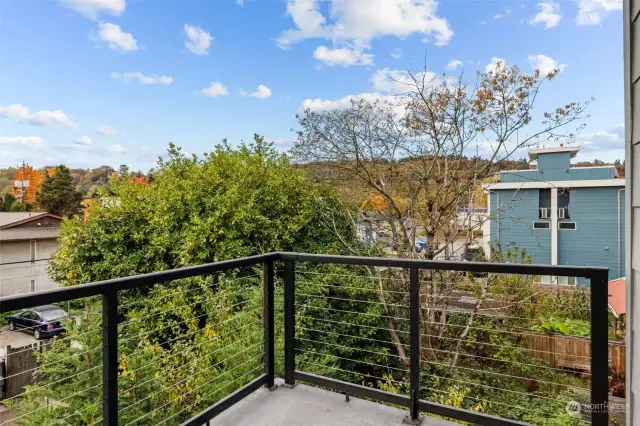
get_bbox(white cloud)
[237,0,245,5]
[446,59,463,70]
[97,125,120,136]
[184,24,213,55]
[201,82,229,98]
[485,57,508,73]
[529,2,562,29]
[576,0,622,25]
[250,84,272,99]
[301,92,396,112]
[304,68,447,113]
[481,7,512,24]
[74,136,93,145]
[277,0,453,64]
[106,144,127,153]
[492,8,512,20]
[0,104,78,130]
[98,22,138,52]
[0,136,45,150]
[528,54,566,75]
[313,45,374,67]
[269,138,297,151]
[575,124,624,159]
[60,0,125,19]
[370,68,434,93]
[110,72,173,85]
[389,48,403,59]
[480,7,512,24]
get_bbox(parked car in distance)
[8,305,68,340]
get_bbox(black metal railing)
[0,252,610,426]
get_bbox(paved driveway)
[0,326,38,358]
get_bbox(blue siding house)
[484,146,625,284]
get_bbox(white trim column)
[551,187,558,265]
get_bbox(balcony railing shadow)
[0,252,609,426]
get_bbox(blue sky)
[0,0,625,170]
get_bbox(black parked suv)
[8,305,68,340]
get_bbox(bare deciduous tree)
[293,62,592,364]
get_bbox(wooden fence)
[2,343,40,400]
[523,332,625,374]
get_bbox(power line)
[0,258,52,266]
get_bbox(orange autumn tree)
[10,166,51,205]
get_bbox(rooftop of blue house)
[483,145,625,282]
[496,145,621,184]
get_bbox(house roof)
[528,146,580,160]
[608,277,626,317]
[0,212,48,228]
[0,212,62,230]
[484,178,625,191]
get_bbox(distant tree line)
[0,164,149,199]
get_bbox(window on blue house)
[532,221,550,229]
[556,276,577,286]
[558,189,570,219]
[539,189,551,219]
[558,222,577,230]
[535,275,576,286]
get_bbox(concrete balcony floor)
[211,379,456,426]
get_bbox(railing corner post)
[408,267,421,424]
[102,291,118,426]
[590,269,609,426]
[284,259,296,386]
[263,260,275,389]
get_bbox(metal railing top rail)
[0,251,609,426]
[278,252,608,278]
[0,253,272,312]
[0,251,607,312]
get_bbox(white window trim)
[532,221,550,230]
[558,221,577,230]
[535,275,577,286]
[30,240,37,262]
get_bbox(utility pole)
[21,160,27,206]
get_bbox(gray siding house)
[0,212,62,296]
[484,146,625,284]
[624,0,638,422]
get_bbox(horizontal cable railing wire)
[151,364,265,426]
[0,296,104,426]
[0,262,268,426]
[118,298,256,345]
[299,325,590,390]
[119,340,264,415]
[119,322,262,380]
[293,262,599,425]
[123,353,264,426]
[0,252,607,426]
[115,270,265,425]
[0,382,102,426]
[115,273,261,311]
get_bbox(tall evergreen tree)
[1,193,16,212]
[36,165,83,217]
